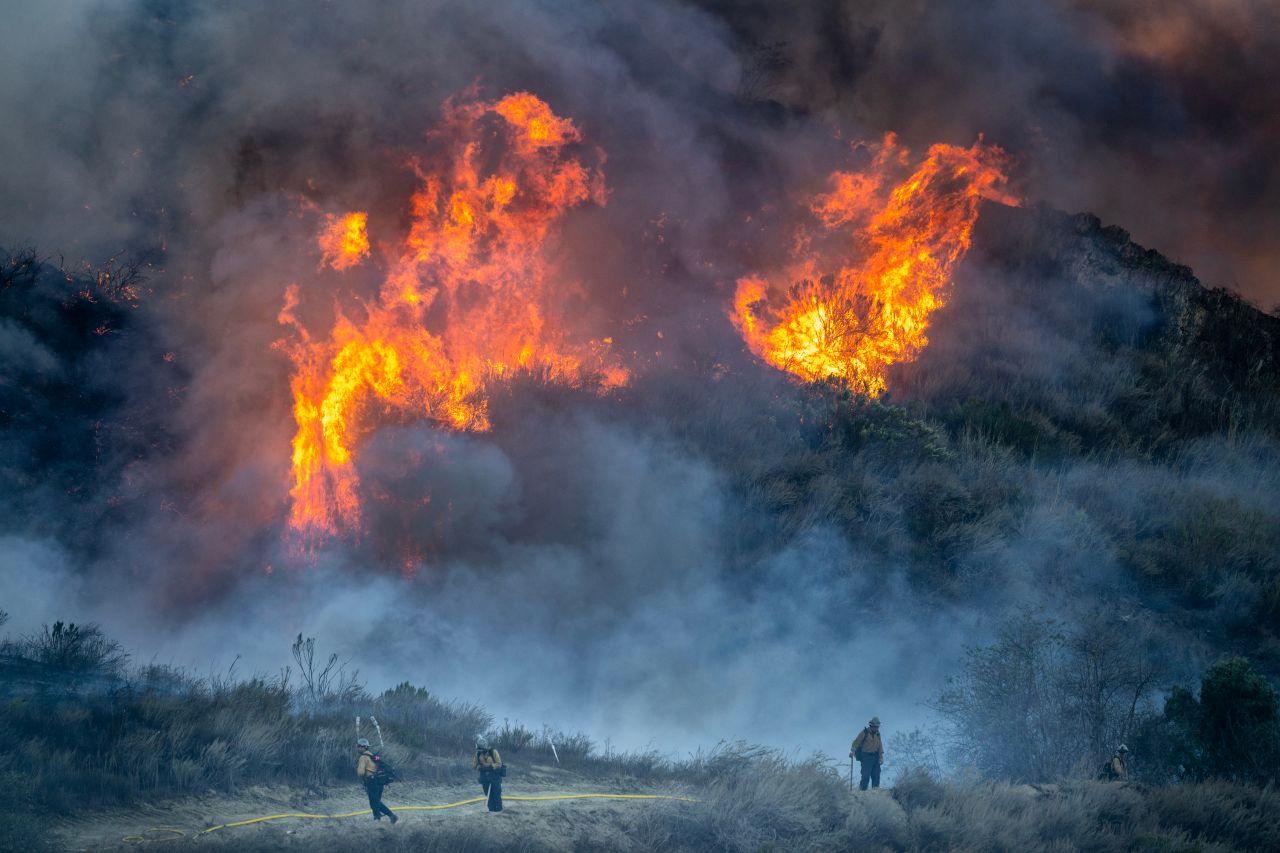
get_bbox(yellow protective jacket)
[851,728,884,765]
[475,748,503,770]
[1110,755,1128,781]
[356,751,378,779]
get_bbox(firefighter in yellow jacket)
[356,738,397,822]
[474,734,504,812]
[1108,745,1130,781]
[850,717,885,790]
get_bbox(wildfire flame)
[318,211,370,270]
[732,134,1016,393]
[278,91,622,541]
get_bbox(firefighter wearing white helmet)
[474,734,505,812]
[1107,744,1130,781]
[357,737,398,822]
[850,716,885,790]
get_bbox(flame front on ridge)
[732,134,1016,394]
[278,91,622,542]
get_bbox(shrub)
[0,773,52,853]
[495,718,536,753]
[887,727,943,778]
[1198,658,1280,783]
[891,766,946,811]
[7,622,127,680]
[640,744,851,852]
[1136,658,1280,785]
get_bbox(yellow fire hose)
[121,792,699,844]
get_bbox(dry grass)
[68,762,1278,853]
[0,634,712,817]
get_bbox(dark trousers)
[858,760,881,790]
[481,778,503,811]
[366,780,396,820]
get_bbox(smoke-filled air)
[2,1,1279,850]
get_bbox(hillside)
[40,751,1280,852]
[3,633,1276,852]
[6,2,1280,850]
[3,196,1280,728]
[5,204,1280,844]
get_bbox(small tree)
[1199,658,1279,783]
[1135,658,1279,784]
[932,616,1068,780]
[932,615,1163,781]
[1132,685,1203,783]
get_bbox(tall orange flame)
[732,134,1016,393]
[278,91,622,541]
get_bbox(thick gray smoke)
[702,0,1280,305]
[1,0,1277,765]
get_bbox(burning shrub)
[732,134,1015,394]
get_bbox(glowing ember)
[318,211,370,270]
[279,91,622,541]
[732,134,1016,393]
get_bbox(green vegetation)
[1136,658,1280,785]
[931,618,1280,786]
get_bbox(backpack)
[854,728,875,762]
[477,750,506,781]
[371,752,399,784]
[1097,759,1117,781]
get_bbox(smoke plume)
[1,0,1277,762]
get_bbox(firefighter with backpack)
[474,734,505,812]
[850,716,885,790]
[1100,744,1130,781]
[357,737,398,822]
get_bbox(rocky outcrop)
[972,202,1280,397]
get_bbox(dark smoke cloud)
[0,0,1276,764]
[696,0,1280,305]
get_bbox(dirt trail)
[55,766,699,852]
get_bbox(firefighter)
[850,716,885,790]
[1108,744,1130,781]
[356,738,397,822]
[474,734,505,812]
